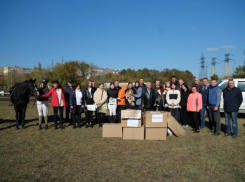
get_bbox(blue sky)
[0,0,245,77]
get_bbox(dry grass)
[0,102,245,182]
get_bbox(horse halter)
[28,82,38,96]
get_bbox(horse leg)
[14,105,19,130]
[21,107,26,129]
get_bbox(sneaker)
[194,130,200,133]
[182,125,186,128]
[60,126,65,129]
[224,133,230,137]
[232,135,237,139]
[185,125,189,128]
[65,123,70,127]
[85,125,89,128]
[89,124,94,128]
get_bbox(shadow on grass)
[0,115,54,130]
[204,120,226,133]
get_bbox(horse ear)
[30,78,33,81]
[33,78,36,82]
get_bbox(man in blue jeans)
[199,78,209,128]
[207,79,222,135]
[223,79,243,139]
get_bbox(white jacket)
[165,89,181,109]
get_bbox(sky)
[0,0,245,77]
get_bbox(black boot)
[112,115,116,123]
[45,124,48,130]
[54,125,58,130]
[38,124,42,130]
[97,113,102,127]
[109,116,112,123]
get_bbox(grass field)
[0,102,245,182]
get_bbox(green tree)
[211,74,219,81]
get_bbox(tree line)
[1,60,244,89]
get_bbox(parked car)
[218,78,245,113]
[0,90,4,96]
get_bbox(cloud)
[220,45,236,49]
[207,47,219,51]
[207,45,236,51]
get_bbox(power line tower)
[222,47,233,77]
[210,52,218,77]
[199,52,206,79]
[62,56,64,64]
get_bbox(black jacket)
[114,86,121,97]
[223,87,243,112]
[64,86,73,103]
[142,88,156,109]
[107,88,118,99]
[180,89,191,107]
[91,87,97,94]
[37,86,49,101]
[83,88,94,105]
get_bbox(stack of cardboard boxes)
[103,110,169,140]
[121,110,144,140]
[143,111,168,140]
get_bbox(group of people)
[36,76,243,139]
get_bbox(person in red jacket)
[187,86,202,133]
[41,80,67,130]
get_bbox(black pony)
[10,78,38,129]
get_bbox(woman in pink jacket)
[187,86,202,133]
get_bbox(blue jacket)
[69,90,84,113]
[223,87,243,112]
[208,84,222,107]
[134,87,142,106]
[199,84,209,105]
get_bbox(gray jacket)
[134,87,142,105]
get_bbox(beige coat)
[93,88,108,105]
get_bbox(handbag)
[98,90,108,113]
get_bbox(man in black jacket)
[223,79,243,139]
[170,76,178,86]
[64,79,74,126]
[139,78,146,88]
[142,82,156,111]
[114,80,121,120]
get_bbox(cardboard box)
[121,110,141,119]
[121,119,141,127]
[102,123,122,137]
[145,128,167,140]
[123,126,145,140]
[143,111,168,127]
[167,116,186,137]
